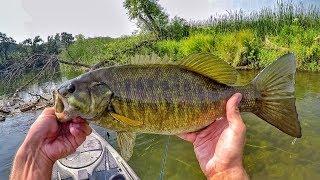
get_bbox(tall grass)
[190,1,320,38]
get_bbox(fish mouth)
[53,90,95,122]
[53,90,74,122]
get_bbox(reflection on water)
[0,71,320,179]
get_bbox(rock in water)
[0,115,5,122]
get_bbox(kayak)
[51,129,140,180]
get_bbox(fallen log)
[20,99,40,112]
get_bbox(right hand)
[179,93,249,179]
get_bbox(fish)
[53,53,301,160]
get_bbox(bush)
[178,34,215,57]
[166,16,190,40]
[213,30,258,66]
[155,40,180,59]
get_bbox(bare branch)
[58,59,91,68]
[90,38,157,70]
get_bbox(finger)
[69,125,87,146]
[226,93,246,133]
[71,122,92,136]
[72,117,87,124]
[37,107,57,123]
[81,123,92,135]
[41,107,56,116]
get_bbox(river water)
[0,71,319,180]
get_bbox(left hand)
[10,107,92,180]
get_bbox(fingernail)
[235,93,242,106]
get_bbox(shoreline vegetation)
[60,1,320,79]
[1,1,320,96]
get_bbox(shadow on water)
[0,71,319,179]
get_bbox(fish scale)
[104,65,233,134]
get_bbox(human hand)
[179,93,248,179]
[10,107,92,180]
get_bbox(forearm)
[10,142,53,180]
[207,167,249,180]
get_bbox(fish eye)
[67,84,76,93]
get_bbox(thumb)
[226,93,246,133]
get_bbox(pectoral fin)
[110,112,143,126]
[117,131,136,161]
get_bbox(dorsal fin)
[177,53,238,85]
[129,54,171,65]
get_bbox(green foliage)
[123,0,189,40]
[0,32,16,61]
[154,34,214,60]
[0,32,74,66]
[155,40,180,59]
[191,1,320,38]
[178,34,214,57]
[212,30,259,66]
[166,16,190,40]
[57,1,320,72]
[59,35,155,78]
[124,0,169,38]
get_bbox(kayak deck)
[51,130,139,180]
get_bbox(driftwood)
[19,92,53,112]
[19,98,42,112]
[0,91,53,121]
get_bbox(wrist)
[207,166,249,180]
[10,140,54,180]
[19,141,54,167]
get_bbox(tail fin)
[252,53,301,138]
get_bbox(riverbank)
[59,2,320,79]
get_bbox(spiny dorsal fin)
[129,53,171,65]
[177,53,238,85]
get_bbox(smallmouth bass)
[53,53,301,160]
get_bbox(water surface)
[0,71,319,179]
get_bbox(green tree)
[46,34,61,54]
[31,36,45,53]
[167,16,190,40]
[61,32,74,47]
[22,38,32,46]
[0,32,16,60]
[124,0,169,38]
